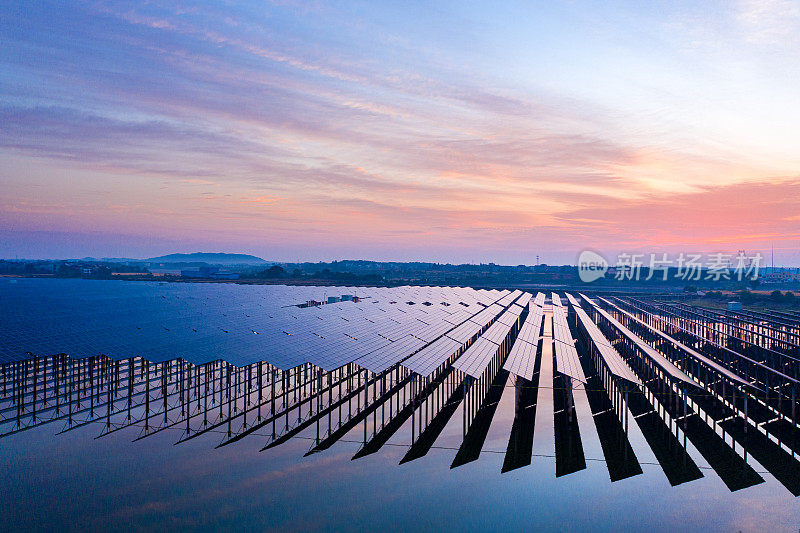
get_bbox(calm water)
[3,358,800,532]
[2,279,800,531]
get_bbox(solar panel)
[446,320,483,344]
[400,336,462,376]
[588,301,696,387]
[497,289,522,307]
[564,292,580,307]
[497,305,523,327]
[411,321,454,342]
[443,309,472,325]
[534,292,545,307]
[451,337,499,378]
[356,334,425,374]
[517,306,543,344]
[469,304,504,327]
[551,293,563,307]
[572,305,641,385]
[551,305,585,383]
[515,292,533,307]
[503,338,538,380]
[597,298,748,389]
[482,320,514,344]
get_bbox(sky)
[1,1,799,265]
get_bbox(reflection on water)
[3,350,800,530]
[4,289,800,530]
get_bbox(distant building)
[728,301,743,311]
[181,266,238,280]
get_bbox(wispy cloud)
[736,0,800,44]
[1,1,799,262]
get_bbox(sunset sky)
[2,1,800,264]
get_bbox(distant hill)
[146,253,268,265]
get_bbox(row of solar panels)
[567,295,641,385]
[502,296,545,380]
[452,292,527,378]
[578,294,695,387]
[594,297,751,389]
[552,302,586,384]
[0,297,468,370]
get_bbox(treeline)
[254,265,384,283]
[0,260,150,278]
[701,289,797,304]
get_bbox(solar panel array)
[0,279,720,392]
[596,297,750,388]
[7,284,800,497]
[400,294,518,377]
[579,293,695,386]
[503,293,545,380]
[0,279,508,370]
[451,293,528,378]
[568,296,641,385]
